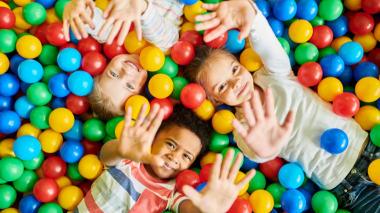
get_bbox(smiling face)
[98,54,148,107]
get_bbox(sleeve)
[167,190,189,213]
[84,7,112,44]
[248,2,292,76]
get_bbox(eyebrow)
[166,138,194,158]
[212,60,235,92]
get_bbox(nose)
[122,66,134,77]
[232,76,241,90]
[167,152,180,165]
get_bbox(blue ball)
[215,104,233,112]
[282,28,299,49]
[68,71,94,96]
[320,55,345,77]
[63,119,84,141]
[228,132,237,146]
[268,17,284,37]
[321,128,348,154]
[0,73,20,97]
[354,62,379,82]
[338,65,353,86]
[179,0,198,5]
[14,96,36,119]
[241,155,259,172]
[18,60,44,83]
[13,135,42,161]
[280,189,306,213]
[0,110,21,134]
[57,48,82,72]
[35,0,56,9]
[300,180,318,195]
[325,15,349,38]
[196,182,207,192]
[10,53,27,75]
[338,42,364,65]
[296,0,318,21]
[50,97,67,110]
[48,73,70,98]
[145,83,155,100]
[288,50,297,67]
[0,96,14,111]
[19,194,43,213]
[377,98,380,110]
[273,0,297,21]
[20,81,32,94]
[268,0,278,8]
[297,188,312,211]
[270,209,278,213]
[278,163,304,189]
[225,30,245,54]
[60,139,85,163]
[256,0,271,18]
[69,28,80,45]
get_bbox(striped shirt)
[73,159,188,213]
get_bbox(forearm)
[99,139,124,166]
[179,200,202,213]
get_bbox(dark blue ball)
[325,15,349,38]
[354,62,379,82]
[50,97,67,110]
[320,55,345,77]
[297,188,312,211]
[338,65,353,86]
[256,0,271,18]
[0,73,20,97]
[48,73,70,98]
[280,189,306,213]
[35,0,57,9]
[0,96,14,111]
[273,0,297,21]
[10,53,27,75]
[268,17,284,37]
[296,0,318,21]
[20,81,32,94]
[0,110,21,134]
[300,180,318,195]
[228,132,237,146]
[241,155,259,172]
[321,128,348,154]
[19,194,43,213]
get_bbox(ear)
[213,100,224,106]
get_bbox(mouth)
[124,60,139,72]
[163,162,176,171]
[238,82,248,96]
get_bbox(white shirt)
[234,2,368,190]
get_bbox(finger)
[201,3,220,11]
[194,12,217,22]
[122,106,132,132]
[98,17,115,37]
[194,18,220,32]
[183,185,203,206]
[89,1,96,11]
[209,154,222,182]
[105,20,122,45]
[74,17,88,39]
[147,108,164,135]
[70,19,82,40]
[264,88,275,118]
[236,169,256,190]
[102,2,113,19]
[63,20,70,41]
[134,103,149,127]
[251,90,264,122]
[282,110,295,133]
[232,119,248,138]
[220,149,235,179]
[238,21,251,41]
[228,153,243,181]
[117,21,131,46]
[140,103,160,130]
[242,101,256,127]
[203,24,229,43]
[81,11,95,30]
[134,19,142,42]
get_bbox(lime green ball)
[9,28,16,35]
[23,2,47,25]
[26,82,52,106]
[0,157,24,182]
[209,131,229,152]
[311,191,338,213]
[221,147,244,169]
[278,37,290,55]
[22,151,44,170]
[343,86,355,94]
[13,170,38,193]
[38,202,63,213]
[8,1,19,10]
[336,210,351,213]
[83,118,106,141]
[38,44,58,66]
[190,168,201,176]
[0,177,6,184]
[247,170,266,193]
[0,185,17,209]
[0,29,17,53]
[30,106,52,129]
[103,135,113,144]
[171,76,189,100]
[318,0,343,21]
[106,116,124,139]
[156,57,178,78]
[67,162,85,181]
[55,0,71,20]
[310,16,325,27]
[41,65,64,84]
[17,32,31,39]
[283,17,298,27]
[266,183,286,208]
[370,124,380,147]
[318,47,337,61]
[294,42,319,65]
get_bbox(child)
[184,1,378,211]
[62,0,183,120]
[72,103,255,212]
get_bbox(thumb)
[183,185,202,206]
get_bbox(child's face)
[149,126,202,179]
[98,54,148,107]
[203,53,254,107]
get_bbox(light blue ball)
[278,163,304,189]
[179,0,198,5]
[225,30,245,54]
[68,71,93,96]
[338,41,364,65]
[18,60,44,84]
[13,135,42,161]
[60,139,85,163]
[320,55,345,77]
[280,189,306,213]
[325,15,349,38]
[273,0,297,21]
[296,0,318,21]
[63,119,84,141]
[14,96,36,119]
[354,62,379,82]
[268,17,284,37]
[338,65,353,86]
[48,73,70,98]
[57,48,82,72]
[35,0,56,9]
[321,128,348,154]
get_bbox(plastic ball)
[0,110,21,134]
[79,181,92,196]
[240,48,263,72]
[259,157,284,179]
[125,95,150,119]
[193,99,215,121]
[273,0,297,21]
[35,0,56,9]
[171,41,195,66]
[180,83,206,109]
[150,98,173,120]
[200,163,212,183]
[81,138,102,156]
[22,2,46,25]
[60,140,84,163]
[13,135,41,160]
[63,119,84,141]
[241,155,259,172]
[184,1,206,23]
[362,0,380,14]
[224,30,245,53]
[19,194,43,213]
[57,186,83,210]
[42,156,66,179]
[333,93,360,117]
[311,191,338,213]
[57,48,82,72]
[318,77,343,102]
[350,12,374,36]
[0,156,24,181]
[0,7,16,30]
[14,96,36,119]
[33,178,59,202]
[115,120,136,140]
[38,44,59,66]
[65,94,89,115]
[200,151,217,168]
[42,65,64,84]
[50,97,66,110]
[289,20,313,43]
[221,147,244,169]
[105,117,124,139]
[81,52,106,76]
[296,0,318,21]
[102,37,127,59]
[78,36,102,56]
[13,7,31,30]
[67,162,85,181]
[338,41,363,66]
[171,76,189,100]
[59,43,78,51]
[37,202,63,213]
[148,74,173,99]
[370,124,380,147]
[209,131,228,152]
[78,154,103,179]
[27,82,52,106]
[0,53,9,75]
[297,62,323,87]
[325,15,349,38]
[156,57,178,78]
[47,73,70,98]
[124,31,148,54]
[0,73,20,97]
[266,183,286,208]
[368,159,380,184]
[16,123,41,139]
[281,189,307,213]
[0,29,17,54]
[39,129,63,153]
[355,77,380,102]
[309,25,333,49]
[46,23,66,46]
[247,171,266,193]
[212,110,235,134]
[0,184,17,209]
[139,46,165,72]
[176,170,201,194]
[354,105,380,130]
[249,190,274,213]
[282,27,299,49]
[227,197,252,213]
[82,118,106,142]
[235,171,249,195]
[67,71,93,96]
[21,151,43,170]
[318,0,343,21]
[320,55,345,77]
[49,108,75,133]
[0,95,14,111]
[294,42,318,65]
[34,23,49,45]
[204,27,228,48]
[343,0,361,11]
[331,36,352,53]
[267,17,284,37]
[179,30,203,48]
[320,128,349,154]
[278,163,304,189]
[354,62,379,82]
[337,65,352,86]
[353,32,376,53]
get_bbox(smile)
[124,61,139,72]
[238,82,248,96]
[163,163,175,171]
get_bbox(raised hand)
[232,88,295,159]
[182,149,255,213]
[63,0,95,41]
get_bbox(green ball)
[38,44,58,66]
[0,29,17,53]
[0,157,24,182]
[67,162,85,181]
[318,0,343,21]
[148,70,157,79]
[283,17,298,27]
[22,151,44,170]
[266,183,286,208]
[0,177,6,184]
[190,168,201,176]
[336,210,351,213]
[9,28,16,35]
[310,16,325,27]
[203,0,223,3]
[311,191,338,213]
[17,32,31,39]
[0,185,17,209]
[106,116,124,139]
[30,106,52,129]
[294,42,319,65]
[23,2,47,25]
[41,65,64,84]
[55,0,71,20]
[370,124,380,147]
[8,0,19,10]
[161,211,173,213]
[171,76,189,100]
[209,131,229,152]
[277,37,290,55]
[83,118,106,141]
[38,202,63,213]
[156,57,178,78]
[318,47,337,61]
[247,171,266,193]
[26,82,52,106]
[221,147,244,169]
[343,86,355,94]
[301,173,308,187]
[360,100,377,107]
[194,12,210,35]
[103,135,113,144]
[13,170,38,193]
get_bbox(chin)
[152,165,177,179]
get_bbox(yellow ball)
[45,7,62,24]
[35,166,46,179]
[55,176,72,191]
[0,139,16,158]
[212,110,235,134]
[13,27,27,34]
[355,77,380,102]
[78,154,104,179]
[0,52,10,75]
[13,7,31,30]
[353,32,377,53]
[368,159,380,185]
[16,123,42,138]
[95,0,109,12]
[0,1,11,9]
[39,129,63,153]
[180,22,196,36]
[184,1,207,23]
[0,208,19,213]
[343,0,361,11]
[200,151,217,168]
[317,77,343,102]
[193,99,215,120]
[49,108,75,133]
[125,95,150,120]
[140,46,165,71]
[115,120,135,140]
[374,23,380,42]
[240,48,263,72]
[124,31,149,54]
[16,35,42,59]
[330,36,352,53]
[354,106,380,130]
[148,74,174,99]
[58,185,84,211]
[239,192,250,201]
[14,0,33,6]
[29,25,38,36]
[249,189,274,213]
[289,20,313,43]
[235,171,249,196]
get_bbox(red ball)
[362,0,380,14]
[41,156,67,179]
[180,83,206,109]
[204,28,228,48]
[0,7,15,30]
[34,23,49,45]
[0,132,6,139]
[150,98,173,120]
[227,197,252,213]
[33,178,59,203]
[81,138,102,156]
[297,62,323,87]
[59,43,78,52]
[259,157,284,180]
[103,37,128,59]
[171,41,195,66]
[79,182,92,195]
[350,55,369,70]
[46,23,67,46]
[349,12,375,35]
[66,93,90,115]
[78,36,102,56]
[344,11,359,23]
[81,52,106,76]
[333,93,360,117]
[368,48,380,68]
[200,163,212,183]
[309,25,333,49]
[179,30,203,48]
[175,170,201,194]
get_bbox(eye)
[166,142,175,149]
[232,65,238,74]
[126,83,134,89]
[184,154,191,161]
[218,83,226,92]
[110,71,118,78]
